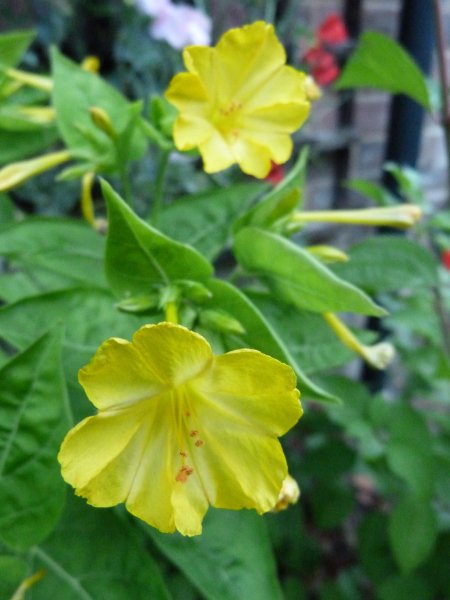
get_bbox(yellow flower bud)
[5,67,52,92]
[303,75,322,101]
[81,55,101,73]
[292,205,422,229]
[0,150,71,192]
[323,312,395,370]
[271,474,300,512]
[16,106,56,124]
[89,106,117,139]
[306,245,349,263]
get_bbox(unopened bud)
[0,150,71,192]
[199,309,246,336]
[323,312,395,370]
[81,56,101,73]
[304,75,322,101]
[292,204,422,229]
[89,106,117,139]
[116,293,160,313]
[271,475,300,512]
[307,245,349,264]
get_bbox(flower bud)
[291,204,422,229]
[271,474,300,512]
[89,106,117,139]
[303,75,322,101]
[0,150,71,191]
[199,309,246,336]
[306,245,349,263]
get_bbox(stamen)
[176,465,194,483]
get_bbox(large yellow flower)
[58,322,302,536]
[165,21,310,178]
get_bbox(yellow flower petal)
[215,22,286,103]
[192,349,302,437]
[165,21,311,177]
[173,115,213,150]
[58,409,144,493]
[198,130,235,172]
[59,323,302,536]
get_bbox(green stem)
[151,149,170,227]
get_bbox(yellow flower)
[165,21,310,178]
[58,322,302,536]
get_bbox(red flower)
[317,14,349,46]
[265,162,285,185]
[442,249,450,270]
[303,46,340,86]
[302,13,349,86]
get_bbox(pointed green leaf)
[51,48,147,164]
[103,181,213,298]
[335,31,431,109]
[0,329,71,551]
[205,279,339,403]
[146,509,282,600]
[29,496,171,600]
[234,227,385,316]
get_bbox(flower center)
[171,387,205,484]
[213,99,243,139]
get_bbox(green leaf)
[335,31,431,109]
[333,235,437,294]
[146,509,282,600]
[29,496,171,600]
[0,217,106,300]
[234,227,385,316]
[0,128,58,165]
[388,495,438,573]
[205,279,338,403]
[51,48,147,165]
[103,180,213,298]
[159,183,264,261]
[0,30,35,89]
[344,179,396,206]
[0,328,71,551]
[0,287,149,421]
[386,440,435,498]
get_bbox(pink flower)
[136,0,211,50]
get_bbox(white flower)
[137,0,211,50]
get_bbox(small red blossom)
[317,14,349,46]
[442,249,450,270]
[303,46,340,86]
[265,162,285,185]
[302,13,349,86]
